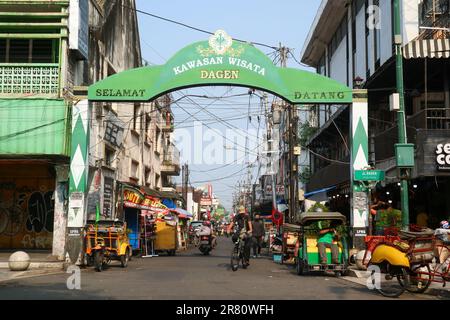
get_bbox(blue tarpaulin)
[304,186,336,199]
[162,198,176,209]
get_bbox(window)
[373,0,381,69]
[131,160,139,179]
[352,2,357,82]
[328,18,348,59]
[0,40,6,62]
[145,113,152,143]
[133,103,141,132]
[105,146,115,167]
[365,0,371,78]
[0,39,56,63]
[145,167,151,187]
[155,173,160,190]
[155,127,161,154]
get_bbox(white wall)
[330,36,348,85]
[355,6,367,80]
[402,0,420,45]
[380,0,393,65]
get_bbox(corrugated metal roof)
[0,99,69,156]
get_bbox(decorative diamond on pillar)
[70,145,85,190]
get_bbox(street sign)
[354,170,385,181]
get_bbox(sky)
[136,0,322,212]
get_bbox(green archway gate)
[66,30,369,262]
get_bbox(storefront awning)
[403,38,450,59]
[171,207,193,219]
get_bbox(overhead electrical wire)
[121,4,278,50]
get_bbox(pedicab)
[84,219,132,272]
[281,223,301,264]
[294,212,348,277]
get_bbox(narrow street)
[0,237,439,300]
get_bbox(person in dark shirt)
[227,206,252,266]
[251,215,265,258]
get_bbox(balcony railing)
[0,63,59,97]
[161,146,181,175]
[374,108,450,160]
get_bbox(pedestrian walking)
[251,215,265,258]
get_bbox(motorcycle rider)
[227,206,253,267]
[196,220,217,248]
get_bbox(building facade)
[301,0,449,226]
[0,0,180,259]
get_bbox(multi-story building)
[0,0,180,259]
[301,0,449,225]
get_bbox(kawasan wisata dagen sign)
[88,30,352,104]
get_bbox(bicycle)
[230,229,249,272]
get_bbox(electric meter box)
[395,143,415,168]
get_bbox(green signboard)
[354,170,385,181]
[88,30,352,104]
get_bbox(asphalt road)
[0,237,441,300]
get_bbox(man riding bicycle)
[227,206,253,267]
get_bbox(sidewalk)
[0,250,65,283]
[0,250,64,270]
[344,266,450,299]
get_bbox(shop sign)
[103,177,114,218]
[353,228,367,237]
[69,0,88,59]
[436,143,450,171]
[123,187,144,208]
[123,187,168,212]
[265,185,285,195]
[354,170,385,181]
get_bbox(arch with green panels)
[66,31,369,262]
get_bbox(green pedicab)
[295,212,349,277]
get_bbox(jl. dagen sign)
[88,30,353,105]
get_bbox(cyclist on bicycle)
[227,206,253,267]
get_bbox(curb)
[0,262,64,270]
[342,273,450,299]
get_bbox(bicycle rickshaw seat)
[399,229,434,240]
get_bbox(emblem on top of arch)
[197,30,244,57]
[209,30,233,55]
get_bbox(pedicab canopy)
[298,212,347,225]
[87,30,353,105]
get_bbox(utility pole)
[182,164,189,209]
[279,45,297,224]
[394,0,410,229]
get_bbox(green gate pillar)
[66,99,90,264]
[350,90,369,250]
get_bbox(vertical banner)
[351,90,369,248]
[69,0,89,59]
[67,100,90,263]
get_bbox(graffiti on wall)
[0,181,54,249]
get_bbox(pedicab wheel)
[296,258,304,275]
[231,246,239,272]
[400,264,431,294]
[120,249,130,268]
[94,251,103,272]
[374,266,409,298]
